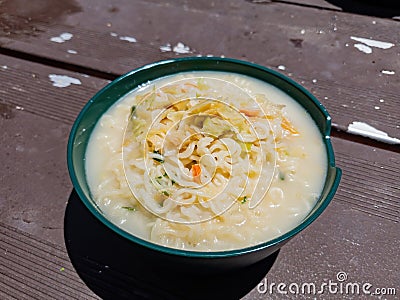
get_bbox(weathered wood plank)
[0,54,108,124]
[0,0,399,140]
[0,54,398,299]
[245,200,400,299]
[0,222,99,299]
[0,55,108,248]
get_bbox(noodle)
[85,72,327,251]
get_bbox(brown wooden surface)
[0,1,399,299]
[1,0,400,139]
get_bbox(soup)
[85,71,327,251]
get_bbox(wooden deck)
[0,0,399,299]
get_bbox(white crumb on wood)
[49,74,82,88]
[159,43,172,52]
[347,121,400,144]
[119,36,137,43]
[50,33,73,43]
[381,70,395,75]
[353,43,372,54]
[350,36,395,49]
[173,42,192,54]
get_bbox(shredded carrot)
[161,85,179,95]
[184,82,198,88]
[191,164,202,183]
[281,117,299,135]
[239,109,261,117]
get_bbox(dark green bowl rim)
[67,57,341,258]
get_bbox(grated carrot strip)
[191,164,202,183]
[281,117,299,135]
[239,109,261,117]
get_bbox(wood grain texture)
[333,138,399,223]
[0,20,399,298]
[0,55,109,124]
[245,200,400,299]
[0,0,399,140]
[0,222,98,299]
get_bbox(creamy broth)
[85,71,327,251]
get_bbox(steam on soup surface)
[85,71,327,251]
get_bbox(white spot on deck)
[312,79,317,83]
[300,29,305,35]
[353,43,372,54]
[160,42,193,54]
[15,106,24,110]
[110,32,137,43]
[159,43,172,52]
[277,65,286,71]
[50,33,73,43]
[343,238,361,247]
[119,36,137,43]
[16,145,24,152]
[49,74,82,88]
[347,121,400,144]
[2,65,8,70]
[381,70,395,75]
[67,49,78,54]
[350,36,395,49]
[173,42,192,54]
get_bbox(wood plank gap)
[249,0,400,22]
[1,47,398,152]
[0,242,91,295]
[336,198,399,223]
[0,286,21,300]
[0,47,118,81]
[0,268,52,300]
[331,128,399,153]
[337,153,400,175]
[338,190,399,220]
[0,282,35,300]
[0,260,77,300]
[271,0,340,12]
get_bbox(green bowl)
[67,57,341,270]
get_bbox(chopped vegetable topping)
[279,171,285,181]
[240,142,253,153]
[240,196,248,204]
[281,117,299,135]
[122,206,136,211]
[163,172,176,184]
[162,191,170,196]
[191,164,202,184]
[152,150,164,163]
[130,105,136,117]
[197,78,208,91]
[202,117,231,137]
[239,109,261,117]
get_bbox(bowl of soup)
[67,57,341,270]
